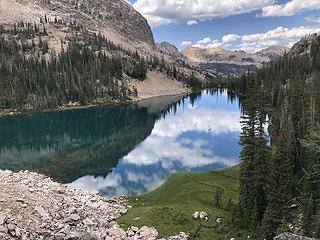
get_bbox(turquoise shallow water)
[0,90,242,196]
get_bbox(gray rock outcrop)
[274,232,316,240]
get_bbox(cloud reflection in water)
[69,92,242,196]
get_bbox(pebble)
[68,214,80,222]
[34,206,51,220]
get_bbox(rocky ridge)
[156,42,191,64]
[181,46,290,77]
[256,46,290,60]
[182,47,265,66]
[182,46,289,66]
[155,42,213,80]
[0,0,154,49]
[289,34,319,56]
[0,171,188,240]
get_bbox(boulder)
[83,218,94,226]
[135,226,158,240]
[216,218,223,225]
[107,226,126,239]
[131,226,139,232]
[68,214,81,222]
[199,211,208,221]
[192,211,199,219]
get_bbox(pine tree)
[262,116,294,239]
[238,77,269,231]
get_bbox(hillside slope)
[0,0,209,114]
[0,0,154,49]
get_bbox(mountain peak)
[256,46,290,59]
[157,42,179,53]
[156,41,192,65]
[289,34,319,56]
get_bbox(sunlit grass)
[118,166,241,239]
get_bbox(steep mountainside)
[0,0,154,49]
[0,0,216,114]
[256,46,290,59]
[182,46,289,77]
[289,34,319,56]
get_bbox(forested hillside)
[0,20,205,112]
[229,34,320,239]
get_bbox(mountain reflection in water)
[0,90,242,196]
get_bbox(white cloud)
[238,26,320,52]
[198,37,212,44]
[123,135,237,168]
[193,37,223,48]
[305,15,320,25]
[123,107,241,168]
[69,172,125,195]
[152,108,241,138]
[260,0,320,17]
[242,26,319,42]
[187,20,198,26]
[132,0,275,28]
[185,26,320,53]
[181,41,192,48]
[222,34,241,43]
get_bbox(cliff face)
[289,34,319,56]
[0,0,155,48]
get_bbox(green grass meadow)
[118,166,243,239]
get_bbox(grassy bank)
[118,166,242,239]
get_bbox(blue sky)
[128,0,320,52]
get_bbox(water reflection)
[0,90,242,196]
[0,95,182,182]
[69,90,242,196]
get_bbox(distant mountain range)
[183,46,290,77]
[182,46,289,66]
[155,43,289,78]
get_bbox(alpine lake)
[0,90,242,197]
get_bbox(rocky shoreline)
[0,171,188,240]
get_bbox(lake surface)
[0,90,242,196]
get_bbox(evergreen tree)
[238,77,269,231]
